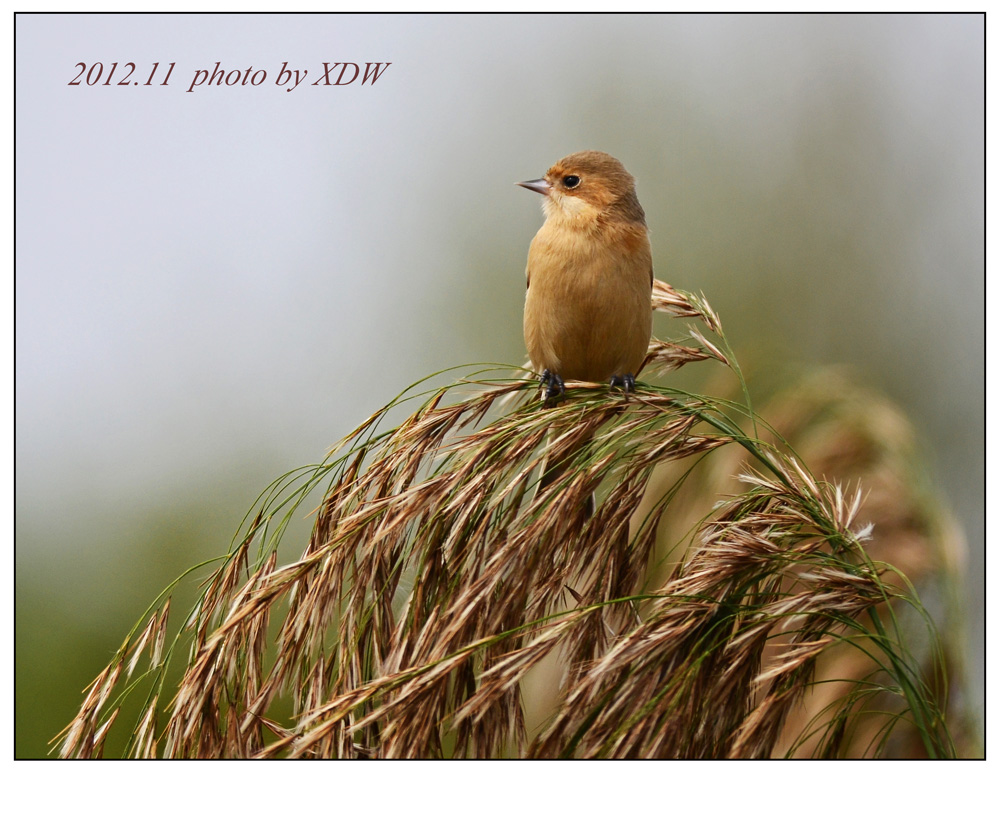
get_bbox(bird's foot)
[539,369,565,403]
[609,374,636,395]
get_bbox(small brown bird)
[518,150,653,399]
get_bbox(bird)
[518,151,653,402]
[518,151,654,503]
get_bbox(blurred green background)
[15,13,983,757]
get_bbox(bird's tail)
[538,426,597,517]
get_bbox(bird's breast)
[523,222,652,383]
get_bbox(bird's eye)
[562,175,581,189]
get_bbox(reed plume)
[55,282,963,758]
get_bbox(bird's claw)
[609,374,636,394]
[540,369,565,403]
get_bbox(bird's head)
[517,150,645,228]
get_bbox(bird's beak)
[516,178,551,196]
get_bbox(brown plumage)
[519,150,653,395]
